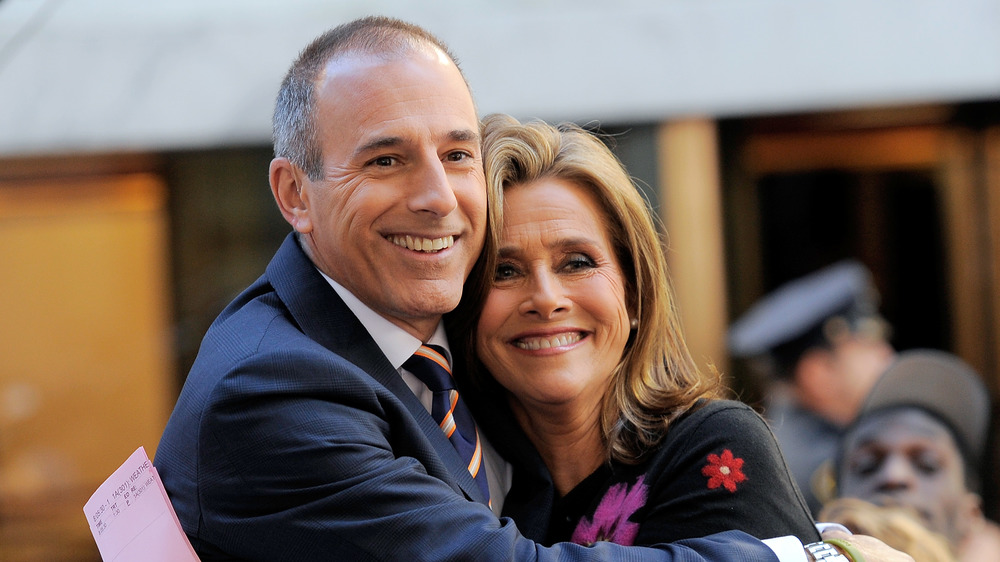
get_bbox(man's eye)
[914,452,942,475]
[445,151,471,162]
[371,156,395,167]
[850,452,881,476]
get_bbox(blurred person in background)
[834,349,1000,562]
[728,260,897,515]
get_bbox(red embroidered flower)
[701,449,747,493]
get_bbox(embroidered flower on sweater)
[701,449,747,492]
[571,475,648,546]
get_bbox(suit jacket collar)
[265,233,488,505]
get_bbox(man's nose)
[408,158,458,216]
[873,454,916,493]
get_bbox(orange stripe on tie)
[440,411,457,438]
[468,432,483,477]
[440,390,459,437]
[415,346,451,374]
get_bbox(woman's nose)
[520,269,569,319]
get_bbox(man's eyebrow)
[353,129,479,160]
[449,129,479,143]
[354,136,403,158]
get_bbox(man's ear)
[269,157,313,233]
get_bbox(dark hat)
[859,349,991,467]
[728,260,886,376]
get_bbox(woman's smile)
[511,330,586,351]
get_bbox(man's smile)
[387,234,455,252]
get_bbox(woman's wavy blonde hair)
[452,113,721,464]
[820,498,957,562]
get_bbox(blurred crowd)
[730,261,1000,562]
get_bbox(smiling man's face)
[292,47,486,340]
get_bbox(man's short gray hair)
[271,16,466,180]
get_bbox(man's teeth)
[388,235,455,252]
[515,333,582,350]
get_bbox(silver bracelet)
[804,541,852,561]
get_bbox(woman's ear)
[269,157,313,233]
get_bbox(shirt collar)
[317,269,451,369]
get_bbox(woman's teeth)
[515,333,582,350]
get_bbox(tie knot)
[404,345,453,392]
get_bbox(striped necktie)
[404,344,490,505]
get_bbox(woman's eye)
[494,263,519,281]
[564,254,597,271]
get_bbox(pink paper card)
[84,446,199,561]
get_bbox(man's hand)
[819,528,915,562]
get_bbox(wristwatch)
[804,541,852,561]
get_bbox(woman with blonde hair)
[450,113,819,548]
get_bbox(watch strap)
[804,541,853,562]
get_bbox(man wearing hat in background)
[834,349,1000,562]
[729,260,897,515]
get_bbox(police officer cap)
[728,260,884,371]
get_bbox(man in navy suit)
[154,15,910,562]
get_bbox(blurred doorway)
[723,111,993,387]
[722,108,1000,520]
[752,167,950,353]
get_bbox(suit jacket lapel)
[265,234,487,505]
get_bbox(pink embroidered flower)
[701,449,747,493]
[571,475,648,546]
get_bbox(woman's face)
[475,177,632,415]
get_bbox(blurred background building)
[1,0,999,559]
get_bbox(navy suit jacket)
[155,233,779,561]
